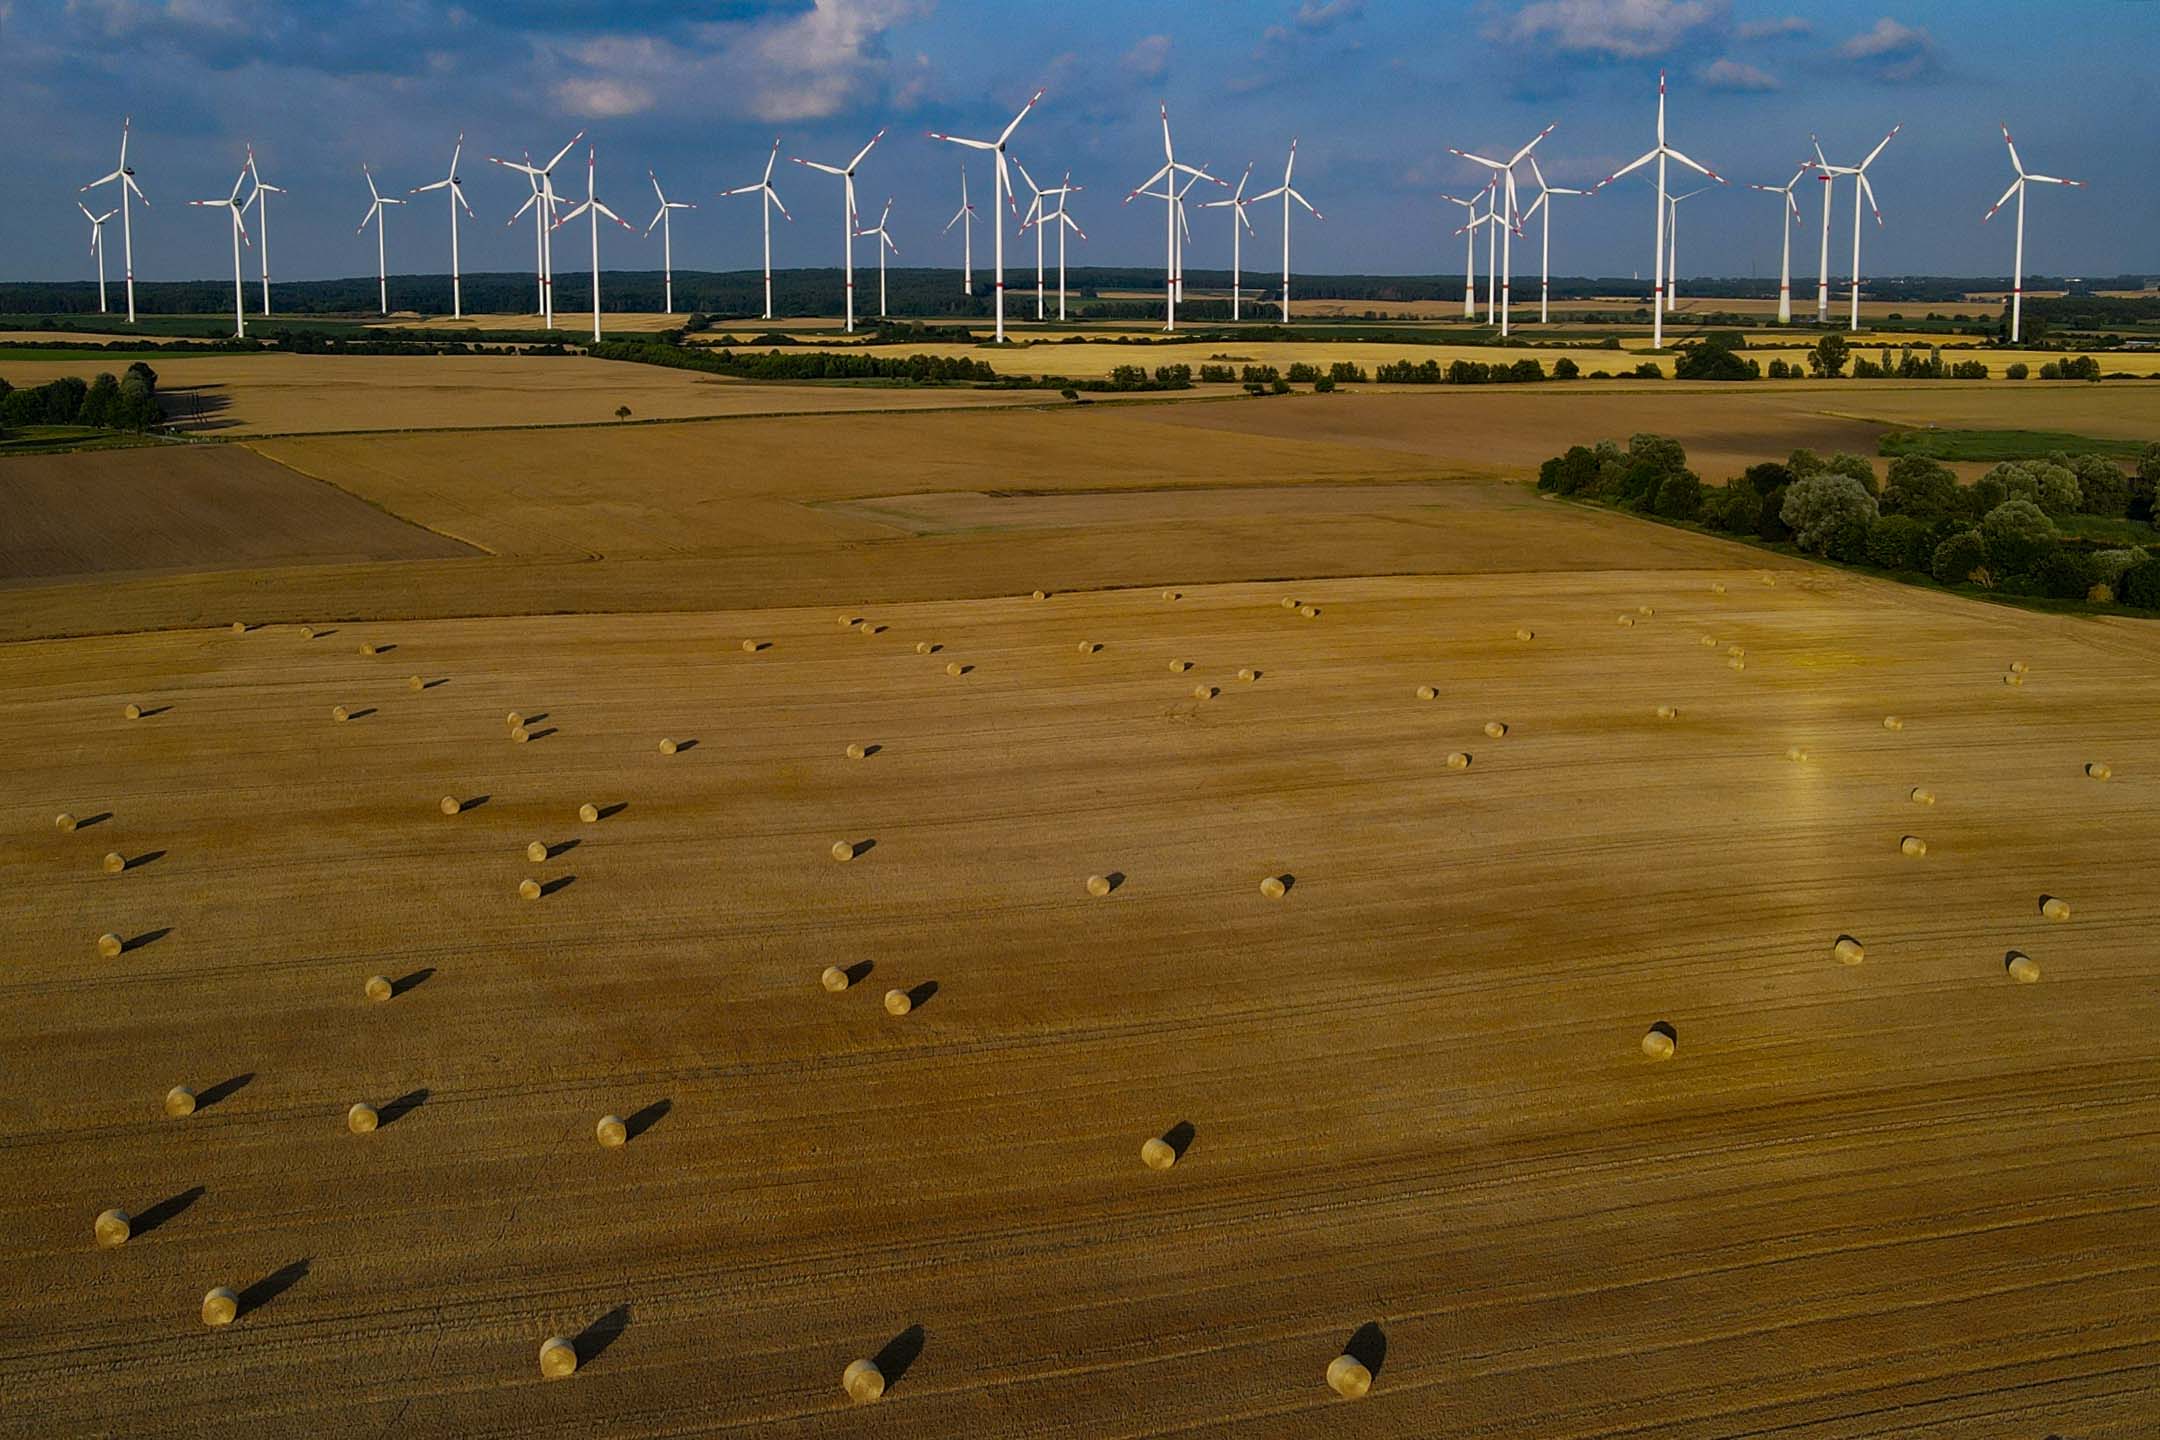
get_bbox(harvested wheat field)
[4,543,2157,1434]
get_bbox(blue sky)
[3,0,2154,286]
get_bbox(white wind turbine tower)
[1439,188,1485,318]
[1452,178,1502,322]
[1199,163,1257,320]
[1597,71,1723,349]
[490,131,585,328]
[1014,157,1051,320]
[356,165,405,316]
[1168,164,1225,308]
[718,140,791,322]
[1663,183,1712,311]
[928,89,1043,343]
[190,157,253,338]
[1808,136,1835,321]
[1747,164,1812,323]
[552,148,635,345]
[409,134,473,318]
[1249,139,1322,324]
[853,197,899,319]
[645,170,696,314]
[943,165,977,295]
[507,162,548,320]
[1450,124,1551,337]
[1519,155,1589,324]
[794,128,887,334]
[1032,174,1086,321]
[79,117,147,325]
[1986,122,2083,344]
[241,146,284,318]
[1124,104,1218,333]
[78,202,118,313]
[1814,126,1898,332]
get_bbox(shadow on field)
[122,927,172,953]
[873,1324,925,1392]
[196,1073,253,1110]
[237,1258,310,1318]
[457,794,491,811]
[377,1088,429,1127]
[903,980,939,1011]
[390,968,434,997]
[839,960,875,986]
[624,1099,671,1141]
[539,876,576,897]
[123,849,166,871]
[131,1185,205,1237]
[75,811,113,829]
[1345,1321,1388,1377]
[574,1305,631,1368]
[1161,1120,1196,1161]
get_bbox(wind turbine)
[552,148,634,345]
[718,140,791,322]
[794,128,887,334]
[1124,104,1219,333]
[409,133,473,318]
[1808,136,1835,322]
[1663,183,1712,312]
[1986,123,2083,344]
[490,131,584,328]
[79,117,146,325]
[1439,188,1485,318]
[239,146,284,319]
[928,89,1043,342]
[1021,172,1087,321]
[1014,157,1050,320]
[78,201,118,313]
[1747,164,1813,324]
[1199,163,1257,320]
[356,165,405,316]
[1816,125,1898,332]
[1596,71,1723,349]
[853,197,899,319]
[943,164,977,295]
[1518,156,1589,324]
[1450,124,1551,337]
[506,162,549,320]
[1249,139,1322,324]
[190,157,253,339]
[645,170,696,315]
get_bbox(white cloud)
[1838,16,1937,80]
[1735,15,1808,40]
[1489,0,1725,59]
[1295,0,1366,31]
[1699,57,1777,90]
[1121,33,1170,79]
[554,76,655,118]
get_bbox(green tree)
[2069,456,2130,517]
[1881,457,1961,522]
[1652,470,1705,521]
[1932,529,1989,586]
[2120,558,2160,608]
[1781,474,1879,555]
[1822,452,1880,494]
[1865,514,1932,571]
[1980,498,2057,578]
[2037,548,2100,600]
[1808,332,1848,377]
[2030,462,2082,516]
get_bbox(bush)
[1328,361,1367,384]
[2031,462,2082,516]
[2005,362,2029,379]
[1285,362,1321,383]
[1881,456,1962,522]
[2134,443,2160,519]
[1552,357,1579,379]
[1673,344,1758,380]
[1782,474,1880,555]
[1742,461,1794,497]
[1809,333,1848,377]
[1932,529,1989,585]
[1865,514,1933,571]
[2092,549,2143,587]
[1632,361,1663,379]
[1823,452,1880,494]
[1757,486,1793,542]
[1269,377,1290,395]
[1704,481,1759,532]
[1628,433,1688,478]
[1950,360,1989,379]
[2120,558,2160,608]
[1652,470,1705,521]
[1980,498,2058,578]
[1198,364,1235,383]
[2037,547,2100,600]
[2070,455,2131,517]
[1765,358,1793,379]
[1537,444,1600,495]
[1312,376,1335,393]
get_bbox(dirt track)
[4,566,2156,1436]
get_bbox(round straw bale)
[1761,572,1776,586]
[97,932,123,958]
[1086,874,1112,897]
[916,641,934,655]
[55,812,78,832]
[539,1336,578,1379]
[1446,751,1470,770]
[1237,667,1256,683]
[360,642,379,657]
[1641,1028,1675,1061]
[1484,721,1508,739]
[1416,685,1437,700]
[165,1085,196,1117]
[1833,937,1865,966]
[1079,641,1098,654]
[1299,606,1318,619]
[511,725,530,743]
[831,840,855,863]
[96,1208,132,1247]
[596,1115,627,1147]
[1655,705,1678,720]
[1909,786,1935,805]
[946,661,964,677]
[1728,657,1746,671]
[1726,645,1744,658]
[1712,582,1727,595]
[123,703,142,720]
[2084,762,2111,780]
[232,621,248,634]
[347,1102,378,1134]
[2041,896,2071,922]
[103,851,125,873]
[2002,672,2022,686]
[845,742,866,760]
[1899,835,1928,858]
[1193,684,1215,700]
[883,988,912,1016]
[1260,875,1287,899]
[1516,627,1534,641]
[1170,659,1190,673]
[410,675,427,692]
[1032,590,1048,601]
[1786,746,1808,763]
[578,803,599,823]
[365,974,393,1002]
[1163,590,1180,601]
[2009,660,2028,674]
[1616,614,1635,628]
[1882,715,1903,731]
[859,621,876,635]
[821,965,851,992]
[658,738,678,755]
[741,639,760,653]
[1638,605,1655,616]
[2006,953,2041,984]
[202,1288,239,1326]
[332,705,350,722]
[1699,635,1717,648]
[1140,1136,1177,1170]
[1326,1355,1373,1399]
[843,1358,885,1402]
[519,878,542,900]
[299,625,315,639]
[837,614,857,629]
[440,795,461,816]
[506,711,523,729]
[526,841,548,863]
[1281,597,1299,610]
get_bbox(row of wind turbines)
[75,82,2083,345]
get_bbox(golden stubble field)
[4,567,2156,1436]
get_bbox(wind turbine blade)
[1450,148,1505,169]
[1999,123,2025,177]
[769,189,792,221]
[764,140,780,182]
[1859,172,1882,225]
[651,171,666,205]
[1160,103,1173,162]
[1249,185,1285,202]
[1860,125,1900,171]
[1665,147,1720,181]
[412,178,451,193]
[928,133,995,151]
[1012,157,1040,196]
[796,159,846,175]
[1509,122,1556,166]
[1983,177,2019,220]
[998,88,1045,145]
[83,169,123,189]
[450,136,463,174]
[646,206,665,237]
[545,131,586,172]
[2025,173,2079,186]
[848,128,886,171]
[1600,151,1658,186]
[455,185,475,217]
[1291,189,1318,217]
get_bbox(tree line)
[0,362,161,433]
